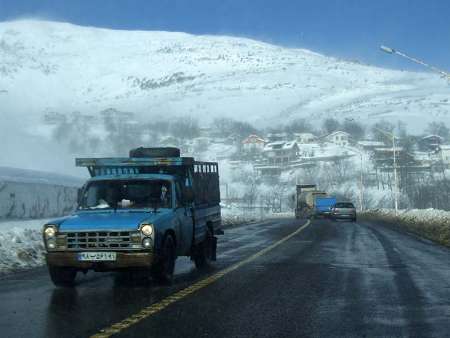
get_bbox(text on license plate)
[77,252,117,261]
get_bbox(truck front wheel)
[152,235,176,284]
[48,265,77,287]
[194,227,216,269]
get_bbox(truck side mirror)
[183,187,195,204]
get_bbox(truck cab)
[43,147,221,286]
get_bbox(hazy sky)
[1,0,450,72]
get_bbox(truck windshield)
[79,179,172,210]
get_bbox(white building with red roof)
[242,134,266,152]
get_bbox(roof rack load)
[129,147,180,158]
[75,147,219,179]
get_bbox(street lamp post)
[374,127,399,215]
[359,152,364,211]
[379,45,450,213]
[391,133,399,214]
[345,128,365,211]
[351,148,365,212]
[380,45,450,81]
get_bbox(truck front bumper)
[46,251,154,271]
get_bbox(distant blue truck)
[314,196,337,218]
[43,147,222,286]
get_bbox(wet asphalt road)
[1,217,450,338]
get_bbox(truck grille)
[65,231,132,250]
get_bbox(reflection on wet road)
[2,218,450,338]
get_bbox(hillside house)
[372,147,417,169]
[437,145,450,164]
[242,134,266,152]
[325,131,351,147]
[267,132,288,143]
[419,135,443,151]
[357,140,385,151]
[263,141,300,165]
[294,132,317,144]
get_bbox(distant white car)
[331,202,357,222]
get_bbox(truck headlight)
[140,224,154,237]
[44,225,57,238]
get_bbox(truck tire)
[48,265,77,287]
[194,227,215,269]
[152,235,176,284]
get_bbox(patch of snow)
[364,208,450,225]
[0,218,48,274]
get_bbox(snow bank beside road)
[0,219,48,274]
[362,209,450,247]
[221,207,293,228]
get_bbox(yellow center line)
[91,220,311,338]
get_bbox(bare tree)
[343,120,365,141]
[322,118,340,135]
[212,117,259,139]
[371,120,395,145]
[284,118,314,134]
[170,116,200,140]
[426,121,450,141]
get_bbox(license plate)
[77,252,117,261]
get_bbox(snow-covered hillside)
[0,19,449,173]
[1,20,449,127]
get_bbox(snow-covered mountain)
[2,20,449,127]
[0,19,449,173]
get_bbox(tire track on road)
[368,225,432,338]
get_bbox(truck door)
[174,181,194,256]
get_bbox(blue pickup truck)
[43,147,222,286]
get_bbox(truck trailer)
[43,147,222,286]
[295,184,335,219]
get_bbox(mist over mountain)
[1,19,449,174]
